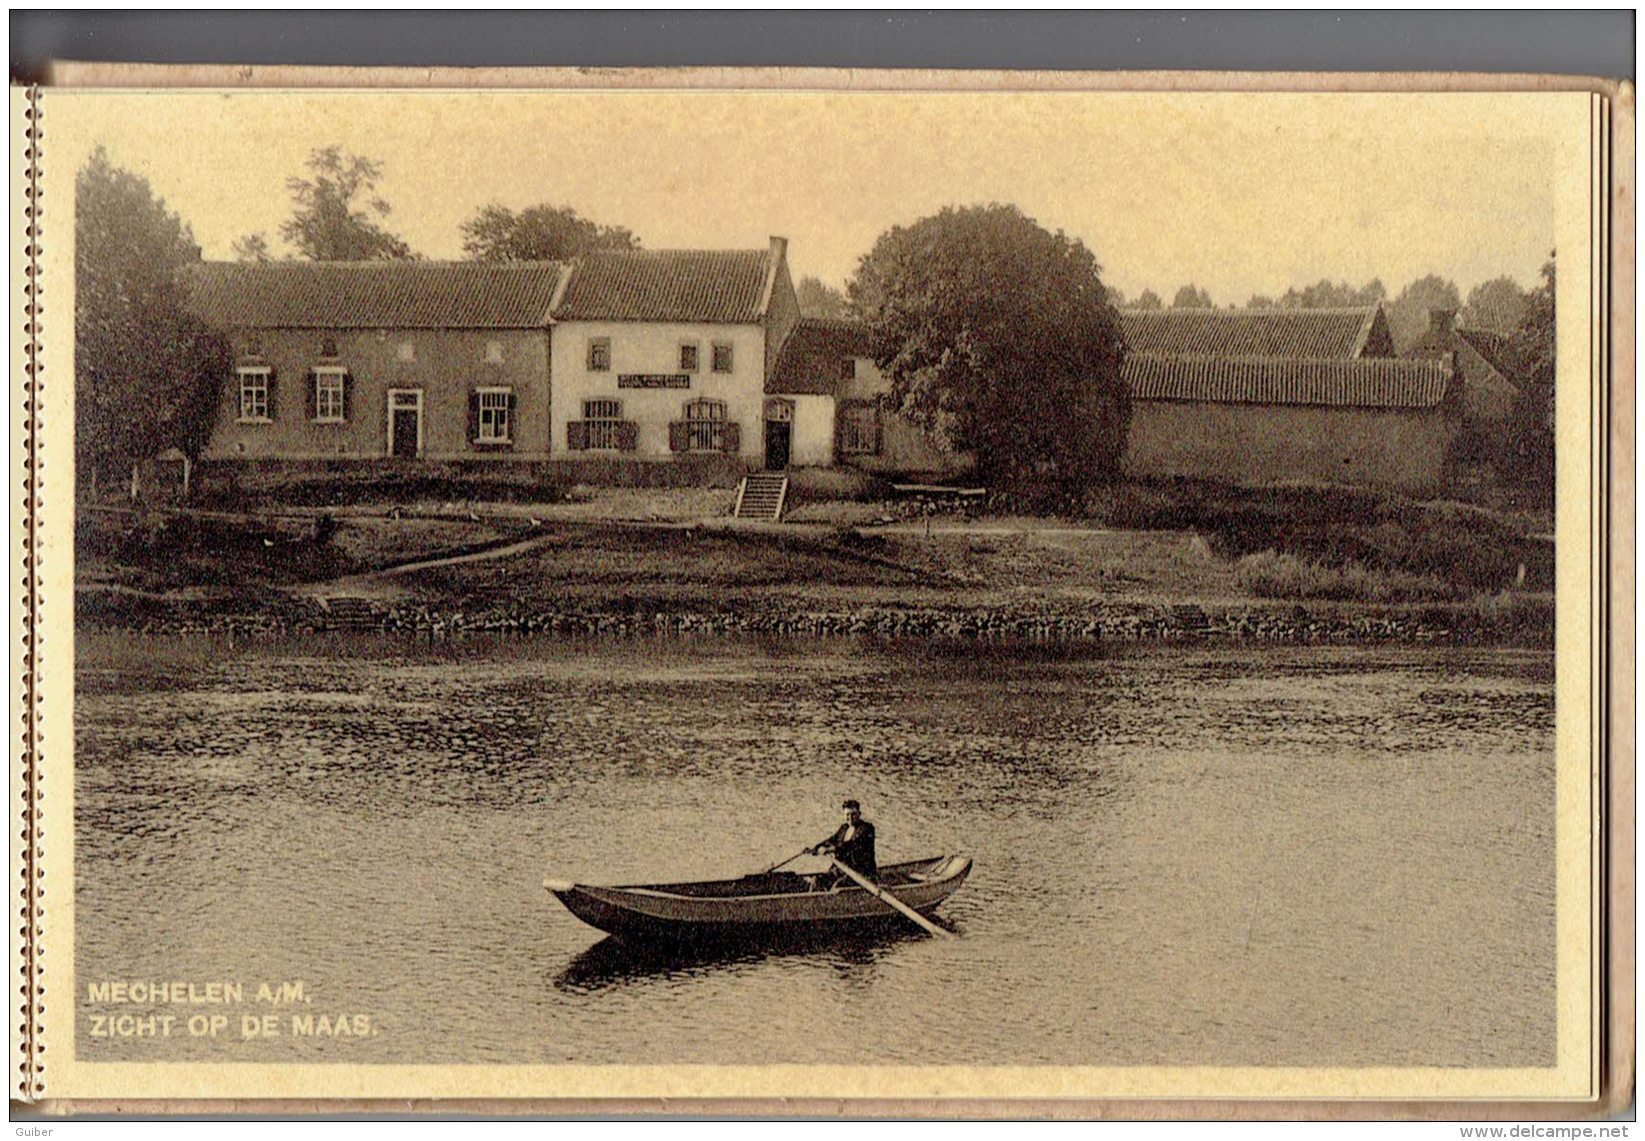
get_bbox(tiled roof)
[187,261,565,329]
[767,317,873,395]
[553,248,775,324]
[1125,355,1454,409]
[1120,306,1385,359]
[1405,325,1527,389]
[1456,328,1528,387]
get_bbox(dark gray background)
[9,11,1636,85]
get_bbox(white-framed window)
[484,340,504,364]
[476,387,513,444]
[237,366,271,423]
[679,342,700,373]
[313,366,346,423]
[839,400,880,455]
[684,397,727,451]
[588,337,611,372]
[711,342,734,373]
[583,398,624,450]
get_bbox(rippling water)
[75,634,1555,1066]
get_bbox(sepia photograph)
[13,70,1621,1111]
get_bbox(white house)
[548,238,800,468]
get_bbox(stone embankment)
[83,595,1553,647]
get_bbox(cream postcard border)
[12,72,1621,1108]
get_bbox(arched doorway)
[763,398,794,470]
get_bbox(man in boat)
[810,798,878,884]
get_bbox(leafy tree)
[848,204,1129,510]
[279,146,414,261]
[1503,255,1555,497]
[1127,289,1163,311]
[231,232,272,263]
[460,202,637,262]
[1277,278,1386,309]
[1461,275,1530,334]
[1171,284,1213,309]
[1245,294,1276,309]
[795,275,850,319]
[1385,274,1462,352]
[76,147,231,495]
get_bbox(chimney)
[768,235,788,264]
[1428,307,1457,335]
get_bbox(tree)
[1504,255,1555,497]
[1385,274,1462,352]
[279,146,414,261]
[1245,294,1276,309]
[795,275,850,319]
[1277,278,1386,309]
[1461,275,1530,334]
[1127,289,1163,310]
[76,147,231,495]
[232,232,272,263]
[848,204,1129,510]
[1171,284,1213,309]
[460,202,637,262]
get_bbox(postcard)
[10,67,1631,1116]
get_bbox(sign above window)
[618,374,691,389]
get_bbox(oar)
[762,846,814,874]
[830,858,952,938]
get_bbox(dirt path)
[289,534,561,601]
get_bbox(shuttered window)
[583,398,624,450]
[684,398,727,451]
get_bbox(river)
[74,633,1555,1067]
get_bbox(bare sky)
[53,89,1557,303]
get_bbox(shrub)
[1235,550,1462,603]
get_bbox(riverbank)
[79,573,1553,648]
[75,484,1556,647]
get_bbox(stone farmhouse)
[189,249,1461,494]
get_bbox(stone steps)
[735,473,789,521]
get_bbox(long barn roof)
[1120,306,1390,359]
[1124,355,1454,409]
[188,261,566,329]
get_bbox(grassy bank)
[75,477,1555,646]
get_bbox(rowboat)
[544,854,972,944]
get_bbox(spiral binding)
[18,83,44,1102]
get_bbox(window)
[839,400,881,455]
[588,338,611,372]
[484,340,504,364]
[313,367,346,423]
[476,388,513,444]
[684,398,727,451]
[712,343,734,373]
[237,366,271,423]
[320,337,339,358]
[842,357,858,382]
[583,398,624,450]
[679,343,699,373]
[396,340,417,362]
